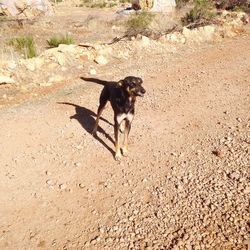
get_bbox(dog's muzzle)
[137,92,145,97]
[137,88,146,97]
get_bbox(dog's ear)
[118,80,124,86]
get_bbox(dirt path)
[0,33,249,249]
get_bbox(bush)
[176,0,191,8]
[127,11,155,33]
[47,34,75,47]
[51,0,63,3]
[119,0,131,3]
[78,0,117,8]
[8,36,37,58]
[181,0,216,26]
[0,15,7,22]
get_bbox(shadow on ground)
[58,102,115,156]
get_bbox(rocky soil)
[0,4,249,250]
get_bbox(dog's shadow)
[58,102,115,156]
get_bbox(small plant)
[119,0,131,3]
[78,0,117,8]
[0,15,7,22]
[52,0,63,3]
[127,11,155,32]
[47,34,75,47]
[90,2,107,8]
[176,0,190,8]
[8,36,37,58]
[181,0,216,27]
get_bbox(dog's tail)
[57,102,80,108]
[81,77,111,86]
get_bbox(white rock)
[21,57,45,71]
[90,68,97,75]
[58,44,78,54]
[56,53,67,66]
[97,46,113,56]
[59,183,67,190]
[141,35,151,46]
[0,75,15,84]
[7,61,17,70]
[48,75,64,83]
[94,55,108,65]
[39,82,53,87]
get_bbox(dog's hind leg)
[92,89,109,135]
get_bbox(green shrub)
[51,0,63,3]
[90,2,106,8]
[78,0,117,8]
[127,11,155,32]
[78,0,90,6]
[47,34,75,47]
[8,36,37,58]
[119,0,131,3]
[181,0,216,26]
[0,15,7,22]
[176,0,191,8]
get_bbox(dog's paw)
[122,147,128,157]
[115,152,122,161]
[91,129,97,136]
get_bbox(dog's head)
[118,76,146,97]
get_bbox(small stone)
[58,44,77,54]
[46,179,53,185]
[59,183,67,190]
[212,148,224,158]
[0,75,15,85]
[94,55,108,65]
[230,172,240,180]
[89,68,97,75]
[45,171,52,176]
[78,183,85,189]
[243,186,250,194]
[79,54,89,61]
[56,53,66,66]
[141,35,150,46]
[48,75,64,84]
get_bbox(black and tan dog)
[82,76,146,161]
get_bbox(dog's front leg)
[122,119,131,157]
[114,119,121,161]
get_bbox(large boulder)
[151,0,176,12]
[0,0,53,17]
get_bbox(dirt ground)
[0,4,250,250]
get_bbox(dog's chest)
[116,112,134,124]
